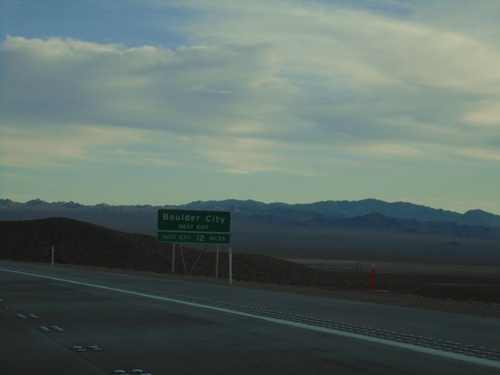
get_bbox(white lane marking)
[2,267,499,369]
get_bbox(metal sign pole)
[215,244,220,279]
[228,246,233,285]
[180,243,188,275]
[171,243,176,274]
[189,243,208,275]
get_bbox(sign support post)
[171,243,176,274]
[229,246,233,285]
[215,244,220,279]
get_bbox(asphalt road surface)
[1,261,499,374]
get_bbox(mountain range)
[2,197,500,228]
[2,198,500,265]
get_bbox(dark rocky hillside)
[0,218,343,288]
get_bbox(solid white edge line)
[2,267,499,369]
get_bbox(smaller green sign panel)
[157,231,230,244]
[158,209,231,233]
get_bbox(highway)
[1,261,499,374]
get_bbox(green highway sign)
[157,231,230,244]
[157,209,230,233]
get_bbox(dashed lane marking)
[1,267,499,370]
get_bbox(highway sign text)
[157,231,230,244]
[158,209,230,233]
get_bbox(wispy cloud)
[1,0,499,212]
[0,124,147,168]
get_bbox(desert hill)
[0,217,342,288]
[2,217,500,307]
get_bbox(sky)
[1,0,499,214]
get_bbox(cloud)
[0,124,148,168]
[462,100,500,127]
[161,0,500,138]
[0,36,293,131]
[0,36,297,170]
[1,0,500,178]
[160,0,500,89]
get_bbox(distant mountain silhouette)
[181,199,500,227]
[1,198,500,238]
[2,199,500,265]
